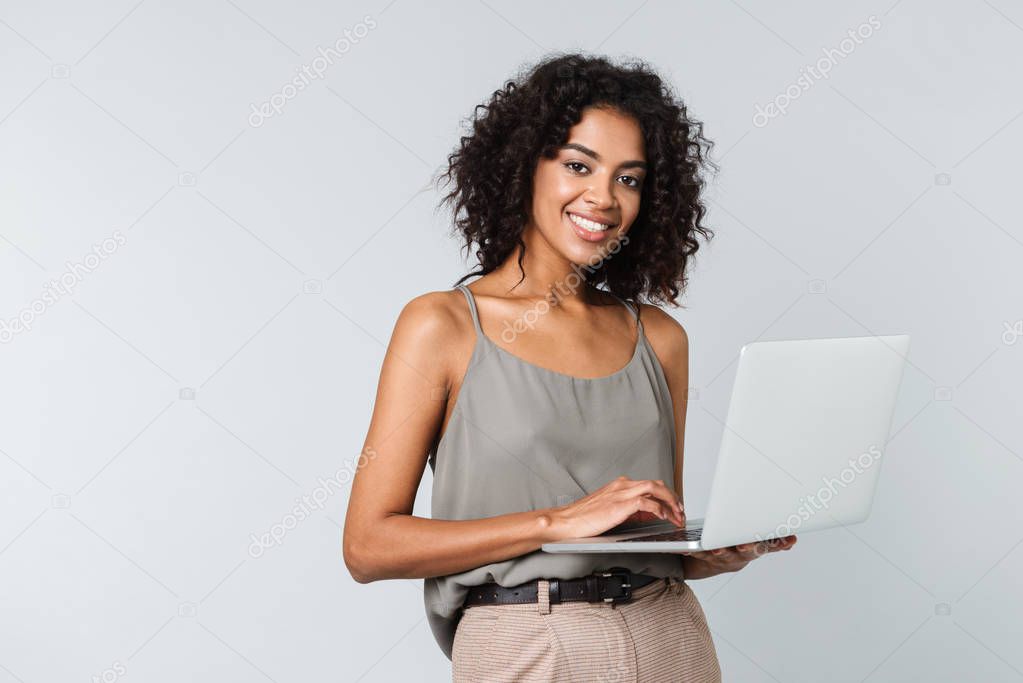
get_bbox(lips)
[567,211,616,230]
[567,211,616,242]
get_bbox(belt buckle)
[596,567,633,604]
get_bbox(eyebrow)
[560,142,647,171]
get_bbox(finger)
[625,480,685,524]
[624,488,681,525]
[666,498,684,526]
[624,509,662,524]
[646,494,681,525]
[632,496,670,521]
[756,539,794,555]
[715,544,748,559]
[733,540,786,557]
[655,481,686,521]
[623,479,681,512]
[767,537,796,551]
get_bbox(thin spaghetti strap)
[456,284,484,340]
[607,291,644,335]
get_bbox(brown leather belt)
[463,567,660,608]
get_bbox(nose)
[583,180,615,209]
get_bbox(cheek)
[532,167,572,210]
[548,177,580,207]
[534,183,578,221]
[618,195,642,226]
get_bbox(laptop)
[541,334,910,553]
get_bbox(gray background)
[1,0,1021,681]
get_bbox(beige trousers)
[451,576,721,682]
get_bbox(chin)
[535,219,627,266]
[557,241,604,264]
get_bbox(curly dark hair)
[434,52,718,307]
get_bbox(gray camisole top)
[424,283,685,660]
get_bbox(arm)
[642,306,750,580]
[342,292,566,583]
[644,306,797,579]
[681,538,798,579]
[641,306,707,578]
[637,305,691,508]
[345,293,690,584]
[681,555,719,580]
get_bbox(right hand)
[550,476,685,540]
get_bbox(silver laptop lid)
[701,335,910,549]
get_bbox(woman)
[343,53,797,682]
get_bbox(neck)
[489,238,596,306]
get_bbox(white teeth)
[568,212,611,232]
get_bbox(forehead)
[563,106,645,160]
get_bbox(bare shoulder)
[389,288,474,384]
[393,289,466,341]
[637,303,689,369]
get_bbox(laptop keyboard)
[618,527,703,542]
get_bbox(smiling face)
[526,105,647,264]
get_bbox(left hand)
[680,535,797,576]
